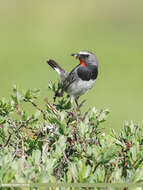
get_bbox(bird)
[47,51,98,107]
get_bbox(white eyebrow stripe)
[79,51,91,55]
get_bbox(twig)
[29,100,47,120]
[19,134,25,160]
[15,104,22,117]
[4,133,12,147]
[17,117,33,131]
[63,151,77,182]
[44,98,58,116]
[54,158,65,180]
[12,138,20,160]
[93,162,101,173]
[4,117,33,147]
[4,119,16,147]
[113,154,120,182]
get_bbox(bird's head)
[71,51,98,67]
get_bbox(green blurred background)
[0,0,143,131]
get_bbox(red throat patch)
[80,58,86,67]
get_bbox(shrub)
[0,82,143,189]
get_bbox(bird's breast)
[67,79,96,97]
[77,65,98,81]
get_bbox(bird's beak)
[71,53,79,59]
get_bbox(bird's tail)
[47,59,68,81]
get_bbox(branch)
[29,100,47,120]
[4,117,33,147]
[63,151,77,182]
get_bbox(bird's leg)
[78,99,86,110]
[69,96,80,122]
[70,95,75,110]
[75,96,86,110]
[75,96,79,108]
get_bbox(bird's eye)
[83,54,89,58]
[81,54,89,58]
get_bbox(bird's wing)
[62,72,76,91]
[62,65,80,91]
